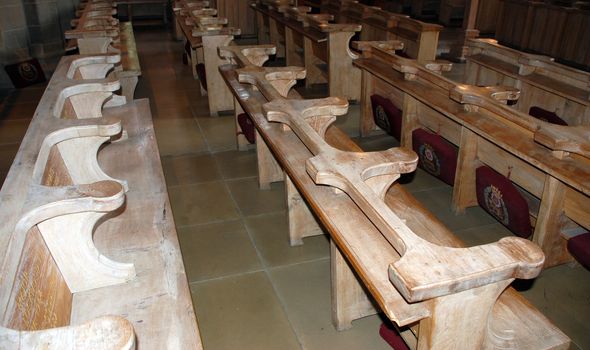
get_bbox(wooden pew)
[218,45,278,152]
[174,0,241,115]
[438,0,466,26]
[173,1,212,77]
[317,3,443,63]
[65,2,141,102]
[172,0,211,40]
[354,42,590,268]
[0,54,202,349]
[465,38,590,126]
[219,52,570,350]
[251,1,441,100]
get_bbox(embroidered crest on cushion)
[529,106,568,126]
[370,94,403,140]
[476,166,532,238]
[196,63,207,91]
[567,233,590,270]
[412,128,458,185]
[237,113,256,144]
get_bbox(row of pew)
[65,0,142,102]
[355,40,590,270]
[174,1,588,347]
[251,0,442,102]
[0,1,203,349]
[173,0,242,116]
[496,0,590,70]
[211,41,572,349]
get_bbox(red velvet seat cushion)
[379,323,410,350]
[476,166,532,238]
[412,128,458,186]
[529,106,568,126]
[568,233,590,270]
[237,113,256,144]
[370,94,403,140]
[197,63,207,91]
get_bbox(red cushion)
[370,94,403,140]
[476,166,532,238]
[237,113,256,144]
[412,128,458,186]
[197,63,207,91]
[379,323,410,350]
[568,233,590,270]
[529,106,568,126]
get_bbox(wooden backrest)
[465,38,590,126]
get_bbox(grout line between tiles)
[213,152,306,349]
[188,256,330,286]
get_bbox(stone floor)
[1,25,589,349]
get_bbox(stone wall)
[0,0,79,88]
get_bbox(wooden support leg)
[234,99,250,151]
[285,174,324,246]
[256,12,269,44]
[331,241,378,331]
[400,94,419,149]
[416,31,439,64]
[202,35,234,115]
[533,175,573,268]
[174,18,183,41]
[268,19,285,58]
[256,131,283,190]
[464,60,479,85]
[328,31,361,101]
[285,28,303,67]
[452,127,479,214]
[359,71,376,137]
[118,76,138,102]
[417,280,511,350]
[304,38,324,88]
[196,46,206,95]
[192,47,199,80]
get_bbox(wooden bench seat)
[0,54,202,349]
[218,50,570,349]
[354,42,590,268]
[465,38,590,126]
